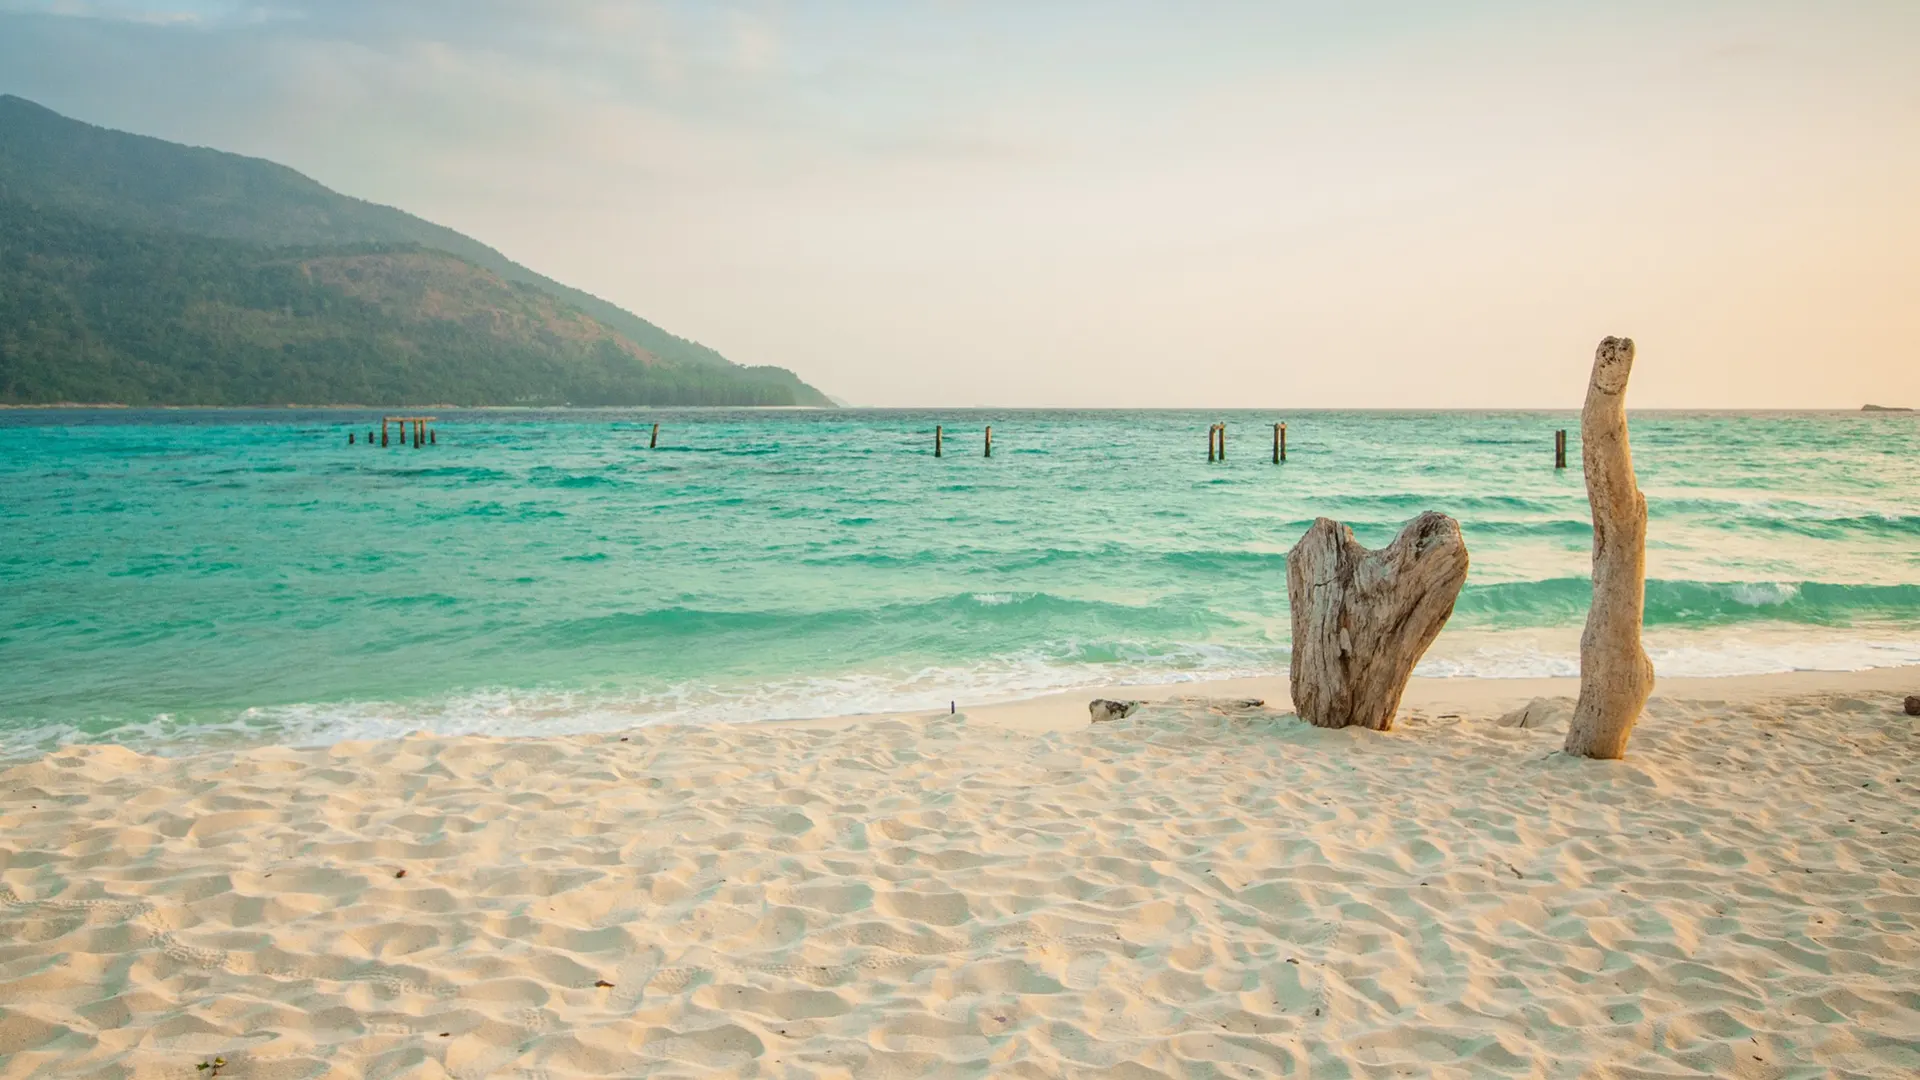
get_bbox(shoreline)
[945,662,1920,734]
[3,662,1915,763]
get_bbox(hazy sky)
[3,1,1917,407]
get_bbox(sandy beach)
[2,668,1916,1078]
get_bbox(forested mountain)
[0,95,830,406]
[0,200,821,405]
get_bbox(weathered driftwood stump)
[1566,336,1656,759]
[1287,512,1469,730]
[1089,699,1143,723]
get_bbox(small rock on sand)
[1089,699,1144,723]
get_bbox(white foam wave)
[7,630,1919,758]
[1729,582,1800,607]
[0,643,1288,758]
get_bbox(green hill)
[0,94,830,406]
[0,199,822,405]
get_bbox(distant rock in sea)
[1862,404,1913,412]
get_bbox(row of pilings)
[341,420,1576,465]
[347,417,437,448]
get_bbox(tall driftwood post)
[1565,336,1655,759]
[984,425,993,458]
[935,425,943,457]
[1217,421,1225,461]
[1208,424,1217,463]
[649,423,659,449]
[1555,429,1567,469]
[1280,422,1288,462]
[1287,512,1470,730]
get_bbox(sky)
[2,0,1917,407]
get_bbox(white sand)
[2,669,1916,1078]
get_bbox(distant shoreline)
[5,403,1916,413]
[0,402,828,411]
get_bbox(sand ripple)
[1,691,1917,1077]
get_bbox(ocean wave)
[1454,578,1920,627]
[1647,497,1920,538]
[527,590,1228,647]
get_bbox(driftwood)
[1089,697,1266,724]
[1286,512,1469,730]
[1566,336,1656,759]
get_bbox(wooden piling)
[649,423,659,449]
[936,425,944,458]
[984,425,992,458]
[380,415,435,450]
[1271,423,1279,464]
[1208,423,1217,463]
[1555,429,1567,469]
[349,432,355,445]
[1218,422,1225,461]
[1279,422,1288,463]
[429,428,436,445]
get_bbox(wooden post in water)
[1208,424,1217,463]
[984,425,993,458]
[1280,422,1288,463]
[649,423,659,449]
[381,420,389,447]
[429,427,436,446]
[348,431,355,445]
[1271,423,1279,464]
[1555,429,1567,469]
[1218,421,1225,461]
[935,425,944,458]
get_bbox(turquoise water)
[3,408,1917,755]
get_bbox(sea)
[2,408,1916,757]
